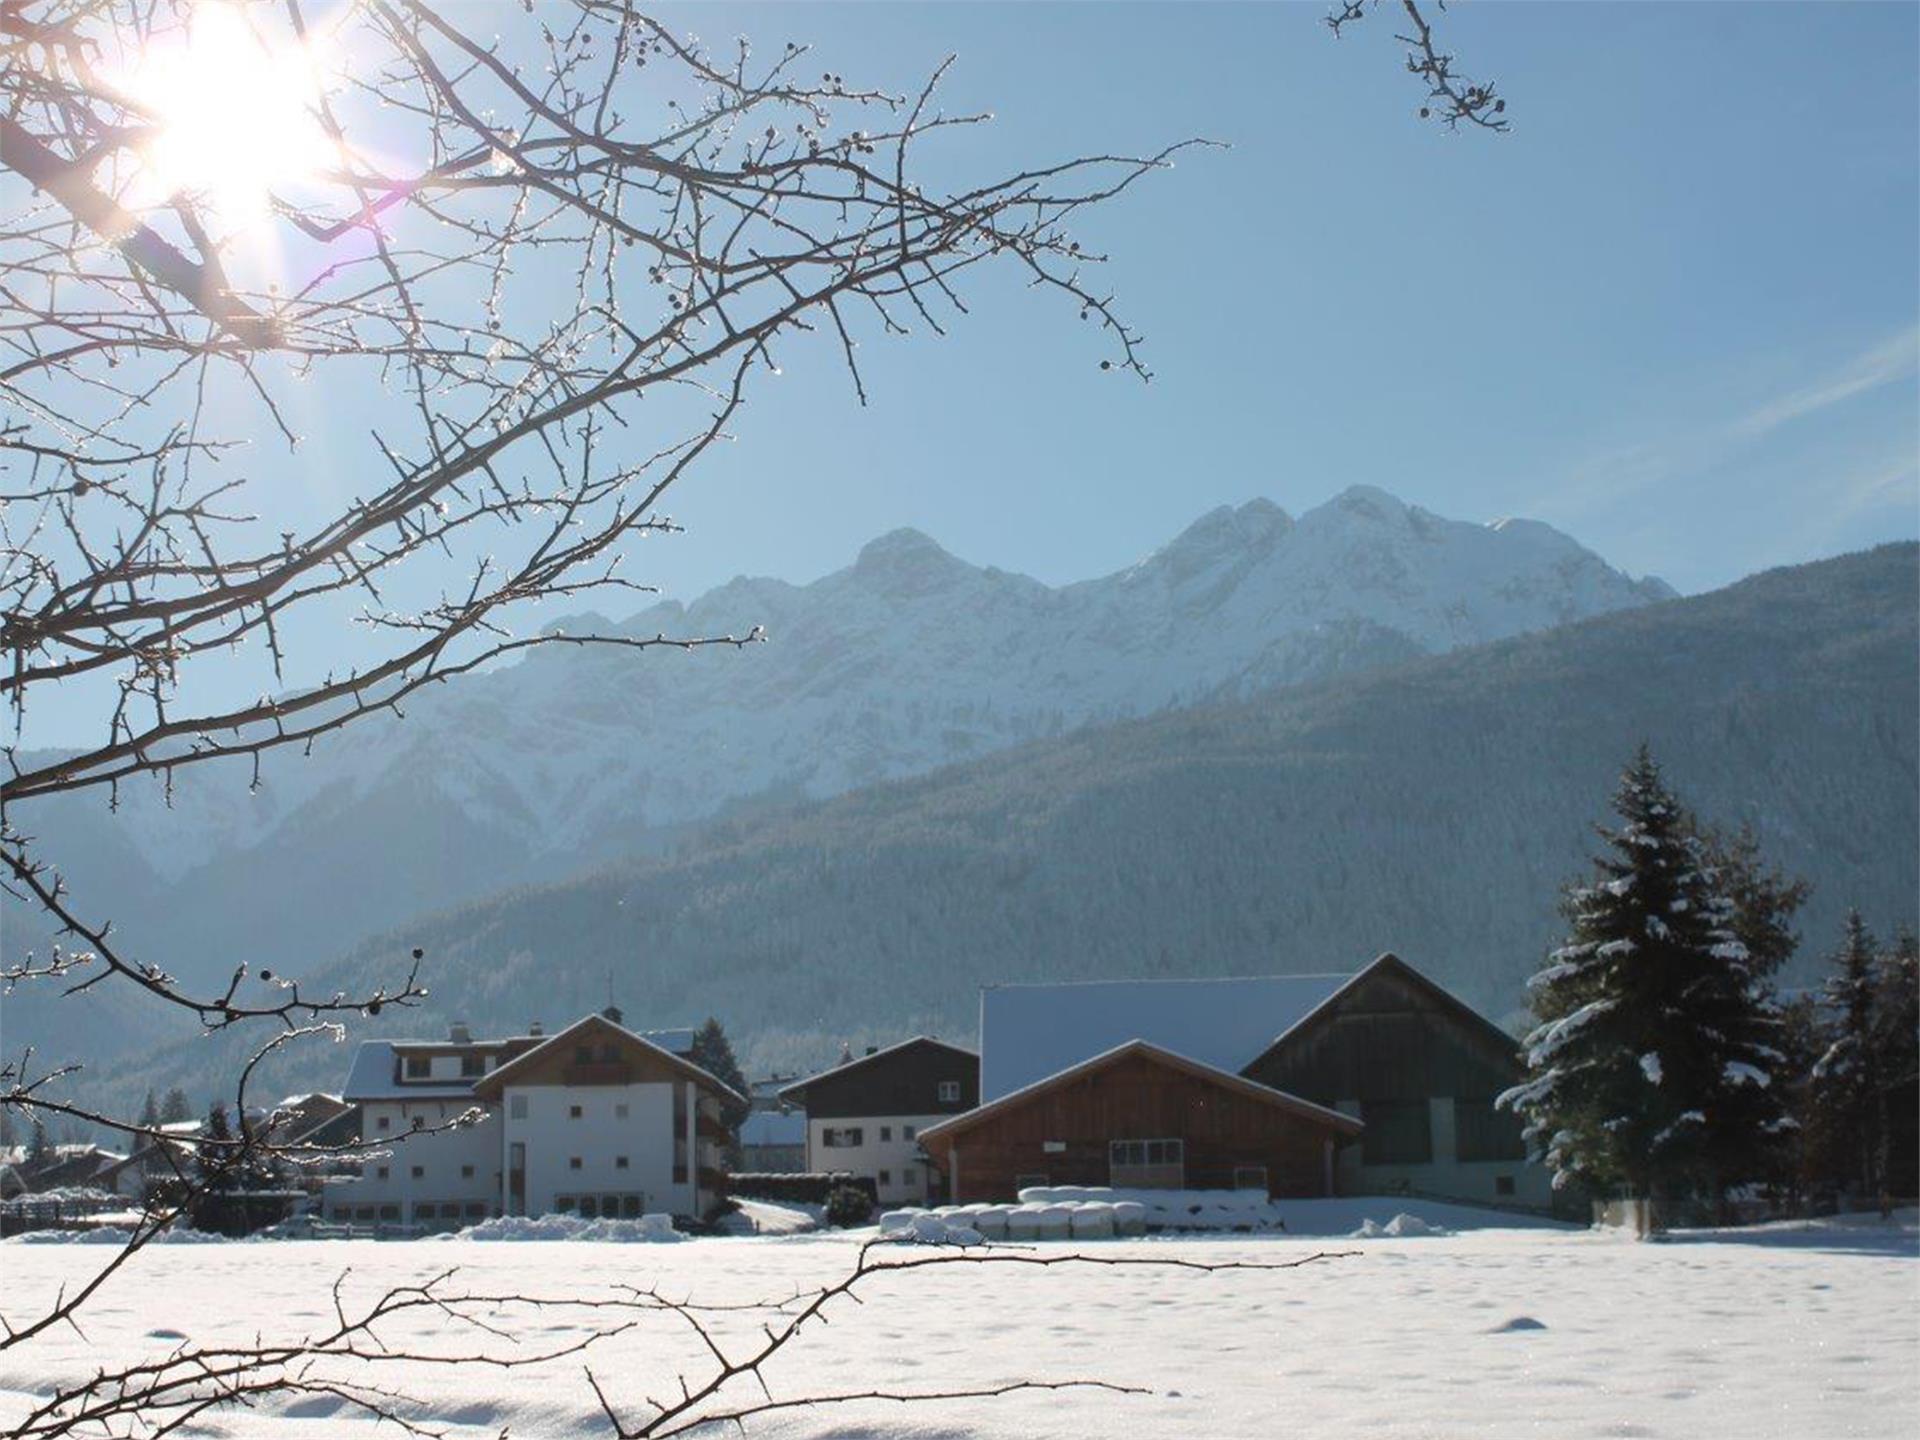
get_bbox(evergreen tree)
[137,1089,160,1131]
[1500,747,1789,1207]
[0,1103,16,1151]
[1694,821,1808,980]
[1810,912,1882,1197]
[191,1102,240,1234]
[158,1087,192,1124]
[1870,929,1918,1201]
[689,1018,751,1151]
[26,1114,51,1166]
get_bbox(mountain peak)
[848,526,974,596]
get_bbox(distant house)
[961,953,1546,1208]
[738,1076,807,1172]
[918,1041,1361,1203]
[779,1038,978,1207]
[329,1009,741,1229]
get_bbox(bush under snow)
[436,1213,681,1243]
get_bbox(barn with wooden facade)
[1240,953,1538,1205]
[952,953,1546,1208]
[916,1040,1361,1203]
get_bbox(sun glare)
[123,2,335,228]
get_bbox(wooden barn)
[962,952,1548,1208]
[1241,953,1538,1204]
[916,1040,1362,1204]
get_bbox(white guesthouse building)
[331,1009,741,1229]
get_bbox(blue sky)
[625,0,1918,601]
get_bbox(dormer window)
[404,1055,430,1079]
[460,1052,485,1078]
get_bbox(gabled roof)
[777,1035,977,1104]
[918,1039,1363,1146]
[468,1012,746,1105]
[342,1023,698,1102]
[1245,952,1522,1074]
[978,974,1348,1101]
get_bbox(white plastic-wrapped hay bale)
[970,1206,1010,1241]
[1032,1204,1074,1240]
[877,1209,920,1236]
[1111,1200,1148,1236]
[1069,1202,1115,1239]
[1016,1185,1056,1205]
[1005,1205,1044,1241]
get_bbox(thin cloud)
[1530,326,1920,519]
[1728,326,1920,442]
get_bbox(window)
[405,1055,430,1078]
[556,1196,576,1213]
[602,1194,619,1215]
[461,1165,475,1180]
[464,1201,487,1219]
[569,1156,583,1171]
[579,1196,599,1218]
[411,1116,425,1131]
[615,1156,629,1170]
[880,1126,892,1142]
[569,1104,584,1119]
[822,1127,864,1148]
[1454,1098,1527,1163]
[937,1081,961,1103]
[439,1202,461,1219]
[902,1125,916,1141]
[509,1095,528,1120]
[355,1205,377,1222]
[376,1115,391,1132]
[461,1053,485,1078]
[1361,1100,1433,1166]
[900,1166,916,1186]
[413,1203,435,1220]
[878,1170,892,1186]
[379,1204,400,1221]
[615,1103,630,1120]
[1495,1175,1516,1197]
[620,1195,643,1218]
[376,1165,390,1181]
[411,1165,425,1179]
[1232,1166,1269,1193]
[1110,1138,1185,1188]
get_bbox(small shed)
[917,1040,1362,1204]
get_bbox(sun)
[121,2,336,228]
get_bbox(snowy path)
[2,1210,1913,1438]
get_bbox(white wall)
[329,1100,502,1226]
[808,1114,947,1206]
[502,1080,694,1219]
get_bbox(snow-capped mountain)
[11,485,1671,984]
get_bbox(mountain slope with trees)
[71,544,1920,1102]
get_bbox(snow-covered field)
[2,1201,1913,1438]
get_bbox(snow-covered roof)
[738,1109,806,1147]
[923,1039,1363,1145]
[342,1023,698,1101]
[342,1042,476,1101]
[979,973,1349,1101]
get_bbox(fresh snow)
[2,1203,1911,1438]
[38,488,1675,882]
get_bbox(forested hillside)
[61,545,1920,1103]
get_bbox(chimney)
[449,1022,472,1045]
[528,1020,544,1037]
[602,1004,624,1026]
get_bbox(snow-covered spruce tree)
[1809,912,1883,1199]
[1499,748,1789,1209]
